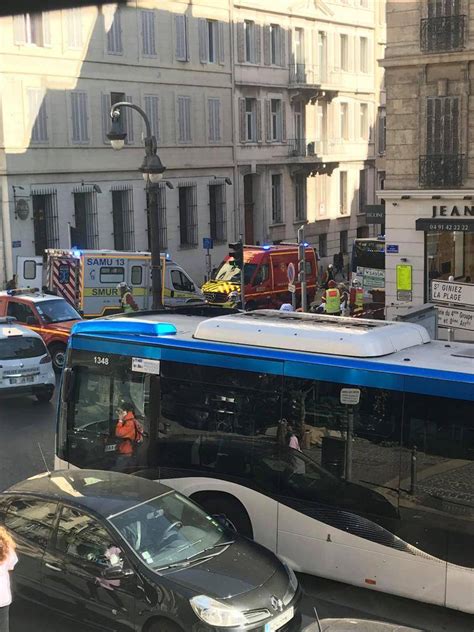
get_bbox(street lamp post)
[106,101,166,310]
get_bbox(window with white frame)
[340,34,348,71]
[28,89,48,143]
[70,91,89,143]
[245,98,257,142]
[359,36,368,73]
[175,14,189,61]
[271,99,282,141]
[316,102,326,142]
[144,95,160,141]
[270,24,282,65]
[208,98,221,142]
[339,171,348,214]
[360,0,369,6]
[318,31,327,80]
[105,6,122,54]
[66,8,82,48]
[340,102,349,140]
[207,20,218,63]
[271,174,282,223]
[244,20,255,63]
[13,12,51,47]
[359,168,367,213]
[360,103,368,139]
[294,174,306,221]
[340,230,348,254]
[141,10,156,56]
[177,96,192,143]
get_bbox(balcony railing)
[419,154,465,188]
[289,63,319,85]
[288,138,320,158]
[420,15,465,52]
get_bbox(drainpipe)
[229,0,239,241]
[1,176,14,284]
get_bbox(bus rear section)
[57,311,474,614]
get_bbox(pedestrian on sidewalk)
[0,527,18,632]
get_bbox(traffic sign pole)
[298,225,307,312]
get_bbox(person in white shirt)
[0,527,17,632]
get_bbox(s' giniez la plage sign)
[431,281,474,307]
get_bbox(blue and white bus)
[57,309,474,614]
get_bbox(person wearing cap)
[279,303,294,312]
[349,279,364,317]
[321,280,341,315]
[117,282,138,313]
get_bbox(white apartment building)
[0,0,386,289]
[0,1,234,287]
[233,0,385,271]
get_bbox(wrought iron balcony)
[288,138,320,158]
[419,154,465,188]
[289,63,319,85]
[420,15,466,52]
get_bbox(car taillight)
[40,354,52,364]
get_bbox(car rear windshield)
[36,299,81,324]
[0,336,46,360]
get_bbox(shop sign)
[416,218,474,232]
[365,205,385,224]
[356,267,385,289]
[432,205,474,217]
[431,281,474,308]
[436,306,474,331]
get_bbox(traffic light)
[229,240,244,267]
[298,240,306,282]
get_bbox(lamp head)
[106,112,127,150]
[139,152,166,182]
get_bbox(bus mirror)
[62,367,76,403]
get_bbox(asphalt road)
[1,388,472,632]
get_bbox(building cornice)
[380,49,473,68]
[377,189,474,200]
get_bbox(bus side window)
[131,266,142,285]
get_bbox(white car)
[0,318,56,402]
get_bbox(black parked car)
[0,470,302,632]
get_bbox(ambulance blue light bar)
[72,320,177,337]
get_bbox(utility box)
[395,303,438,339]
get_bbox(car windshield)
[0,336,46,360]
[36,299,81,324]
[214,261,257,284]
[109,491,230,570]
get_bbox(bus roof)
[70,311,474,384]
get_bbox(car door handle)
[45,562,62,572]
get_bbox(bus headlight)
[190,595,246,627]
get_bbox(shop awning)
[416,218,474,232]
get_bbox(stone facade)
[0,0,386,288]
[381,0,474,340]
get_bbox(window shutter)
[102,93,112,143]
[198,18,208,63]
[141,11,156,56]
[13,14,26,45]
[287,29,292,66]
[263,26,270,65]
[239,97,246,143]
[451,97,459,154]
[265,100,271,141]
[218,21,225,64]
[255,25,261,64]
[237,22,245,63]
[126,95,134,144]
[145,95,160,141]
[175,14,186,61]
[80,92,88,142]
[256,99,262,142]
[42,12,52,47]
[280,27,286,66]
[67,9,82,48]
[178,97,185,141]
[281,101,287,141]
[334,33,341,70]
[208,99,214,141]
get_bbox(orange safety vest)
[325,288,341,314]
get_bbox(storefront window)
[427,231,474,286]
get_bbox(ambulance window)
[131,266,142,285]
[253,264,269,284]
[100,267,124,284]
[305,261,312,276]
[23,260,36,280]
[171,270,194,292]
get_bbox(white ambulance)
[17,250,204,318]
